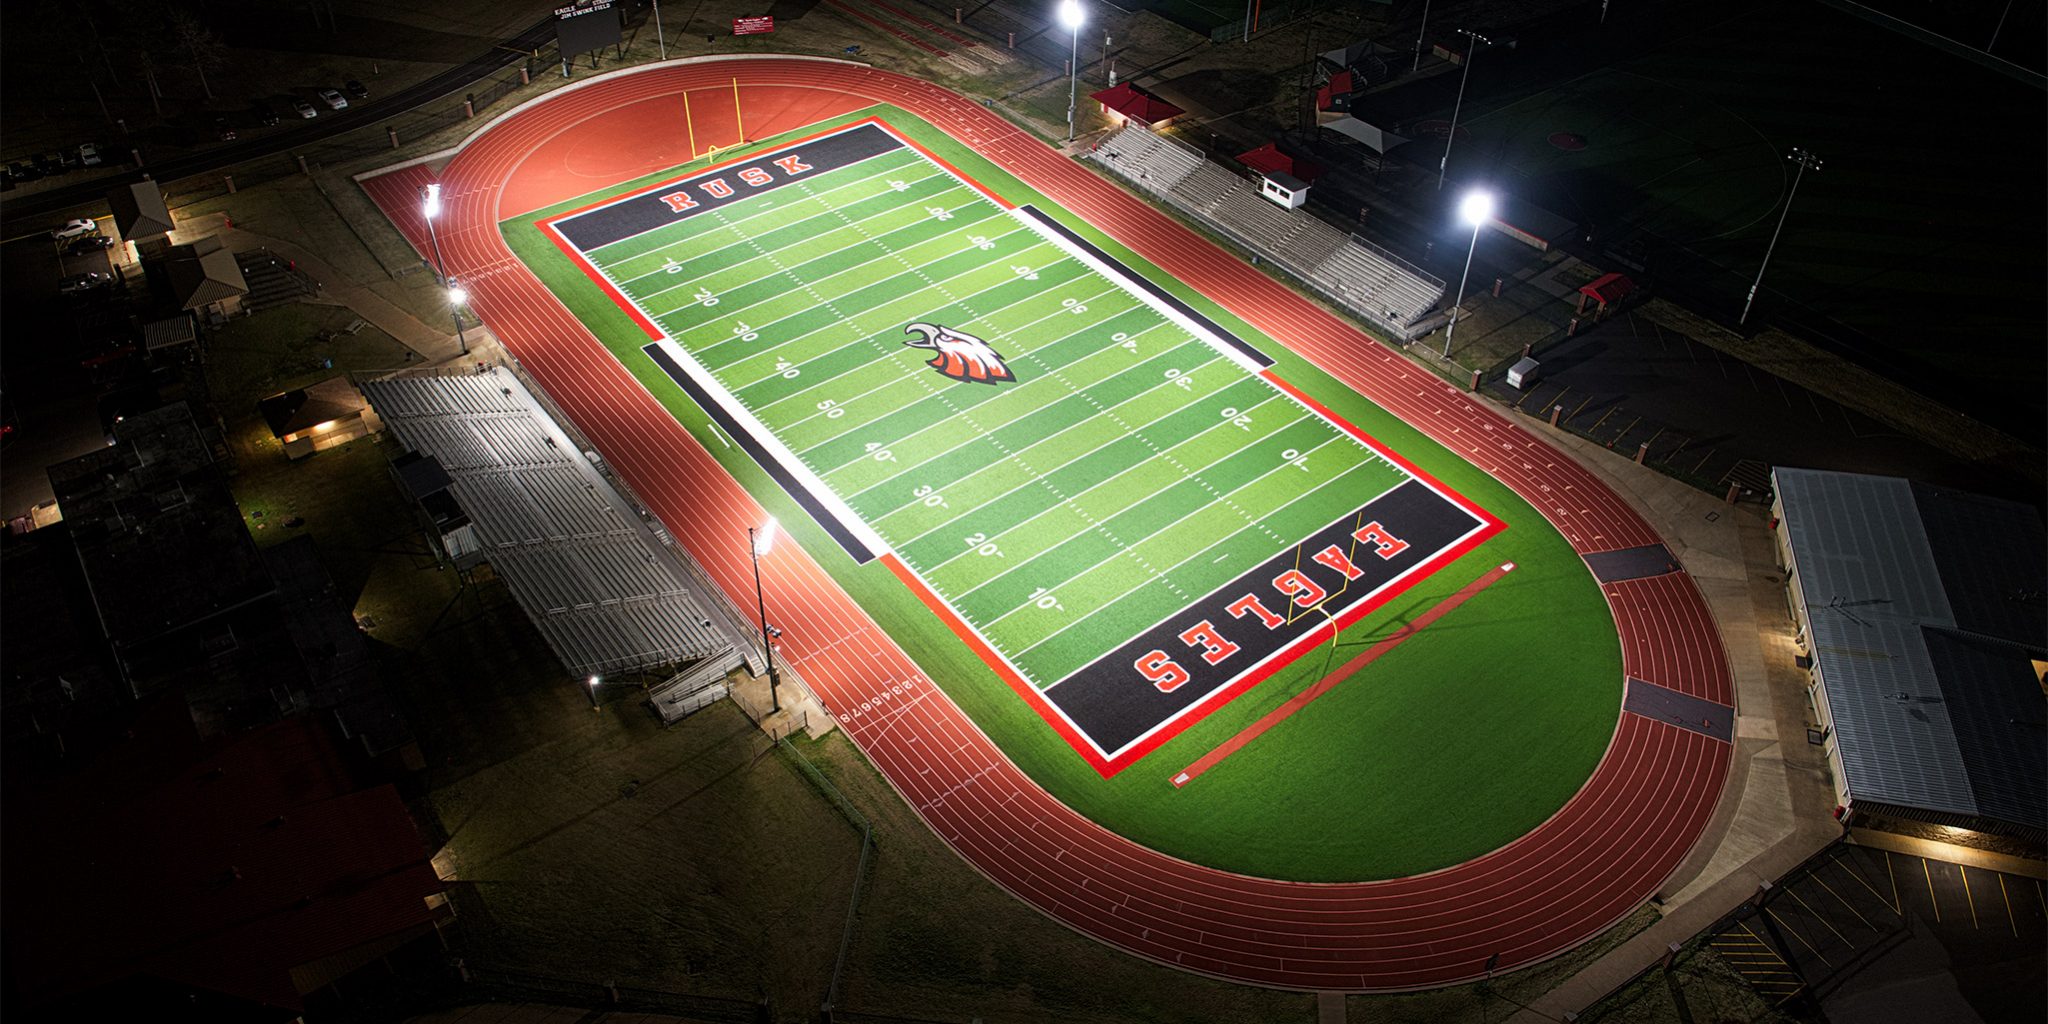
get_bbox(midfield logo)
[902,322,1016,385]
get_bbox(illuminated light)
[1459,190,1494,226]
[754,516,778,556]
[1058,0,1084,30]
[422,183,442,219]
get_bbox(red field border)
[356,57,1733,992]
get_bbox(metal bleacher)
[362,370,734,680]
[1089,124,1445,339]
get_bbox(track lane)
[358,59,1732,992]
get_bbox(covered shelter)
[1574,272,1637,318]
[258,375,377,459]
[108,178,174,243]
[163,235,250,318]
[1771,468,2047,857]
[1237,143,1322,211]
[1089,82,1184,129]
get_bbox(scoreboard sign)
[733,15,775,35]
[556,0,622,60]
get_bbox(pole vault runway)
[359,56,1733,992]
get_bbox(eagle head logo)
[903,322,1016,385]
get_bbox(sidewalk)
[1494,413,1842,1021]
[185,211,471,365]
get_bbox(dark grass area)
[497,103,1624,883]
[1431,0,2046,446]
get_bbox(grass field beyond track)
[499,104,1622,881]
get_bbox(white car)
[293,99,318,119]
[50,218,98,240]
[318,89,349,110]
[78,143,102,166]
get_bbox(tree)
[169,8,227,101]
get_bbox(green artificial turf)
[498,105,1622,882]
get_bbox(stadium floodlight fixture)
[1059,1,1085,143]
[447,278,470,355]
[447,285,468,306]
[753,515,778,556]
[586,674,601,708]
[1458,190,1494,227]
[1437,29,1493,190]
[421,183,442,219]
[1443,188,1493,359]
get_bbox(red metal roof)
[6,709,446,1012]
[1089,82,1184,124]
[1235,143,1323,183]
[1579,271,1638,304]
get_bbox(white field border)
[546,119,1495,766]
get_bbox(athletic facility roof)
[1236,143,1322,183]
[1089,82,1183,125]
[1774,468,2046,836]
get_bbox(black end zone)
[643,343,878,565]
[1017,205,1273,369]
[1042,478,1481,758]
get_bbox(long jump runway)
[359,56,1733,992]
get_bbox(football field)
[539,119,1498,774]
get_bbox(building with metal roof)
[1770,467,2045,849]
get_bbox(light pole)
[420,183,447,285]
[1059,0,1084,143]
[1741,147,1822,326]
[1414,0,1432,72]
[448,281,470,356]
[1438,29,1491,191]
[653,0,667,60]
[1443,189,1493,360]
[586,674,601,709]
[749,517,782,714]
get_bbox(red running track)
[360,58,1733,992]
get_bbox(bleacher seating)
[1090,124,1447,336]
[361,370,731,677]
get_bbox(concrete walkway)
[186,211,472,365]
[1497,415,1843,1021]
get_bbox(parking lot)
[1714,841,2045,1019]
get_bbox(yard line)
[681,242,1074,389]
[626,193,1007,307]
[725,253,1090,404]
[841,323,1179,502]
[779,307,1165,441]
[1009,455,1395,658]
[637,200,1024,332]
[875,352,1230,546]
[790,282,1140,455]
[599,161,948,280]
[942,400,1303,595]
[584,148,931,261]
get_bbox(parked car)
[6,162,39,183]
[30,152,62,175]
[344,79,369,99]
[317,88,348,110]
[293,99,318,119]
[214,118,237,142]
[58,271,112,295]
[249,102,281,127]
[78,142,102,166]
[65,235,115,256]
[52,150,80,171]
[50,218,98,240]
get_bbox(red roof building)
[1235,143,1324,184]
[4,702,451,1017]
[1089,82,1185,127]
[1576,271,1639,317]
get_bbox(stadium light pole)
[749,517,782,714]
[586,674,601,709]
[420,183,447,285]
[1442,189,1493,360]
[1740,147,1822,326]
[448,281,470,356]
[1413,0,1432,72]
[652,0,667,60]
[1438,29,1491,191]
[1059,0,1084,143]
